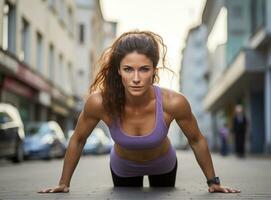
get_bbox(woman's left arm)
[168,93,240,193]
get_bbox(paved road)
[0,150,271,199]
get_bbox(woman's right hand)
[38,184,69,193]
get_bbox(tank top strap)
[154,85,164,116]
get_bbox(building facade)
[75,0,117,101]
[75,0,117,136]
[202,0,271,153]
[0,0,79,133]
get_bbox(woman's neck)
[125,85,155,108]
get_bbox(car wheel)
[12,140,24,163]
[44,148,53,160]
[56,148,65,159]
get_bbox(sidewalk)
[0,150,271,199]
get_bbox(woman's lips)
[130,86,143,89]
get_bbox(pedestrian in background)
[219,122,229,156]
[38,30,240,193]
[232,105,247,158]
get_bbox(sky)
[100,0,206,91]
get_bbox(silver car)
[0,103,25,163]
[67,127,114,155]
[24,121,66,160]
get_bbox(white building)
[75,0,117,100]
[75,0,117,136]
[0,0,78,132]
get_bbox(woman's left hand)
[208,184,241,193]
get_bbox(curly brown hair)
[89,30,171,120]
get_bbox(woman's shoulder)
[159,86,186,103]
[159,86,192,119]
[83,91,105,119]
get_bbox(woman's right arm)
[38,93,103,193]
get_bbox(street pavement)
[0,150,271,200]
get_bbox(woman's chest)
[121,108,155,136]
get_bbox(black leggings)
[110,159,177,187]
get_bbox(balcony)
[203,48,266,111]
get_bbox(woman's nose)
[133,80,140,84]
[132,71,140,84]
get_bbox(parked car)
[24,121,66,160]
[67,128,114,155]
[65,129,74,148]
[0,103,25,163]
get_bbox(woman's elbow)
[69,134,86,149]
[188,133,206,147]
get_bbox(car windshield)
[25,123,50,136]
[0,112,12,124]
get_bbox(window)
[20,17,30,63]
[67,62,74,93]
[251,0,265,34]
[232,5,242,18]
[58,54,63,87]
[62,61,68,93]
[59,0,66,24]
[78,69,84,76]
[36,32,43,73]
[67,7,73,34]
[0,112,12,124]
[78,23,85,44]
[48,0,56,12]
[2,2,16,53]
[49,44,55,81]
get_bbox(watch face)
[214,177,220,184]
[207,176,220,186]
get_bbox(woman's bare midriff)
[114,137,171,163]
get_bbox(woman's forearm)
[189,136,216,180]
[58,137,85,187]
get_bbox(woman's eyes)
[123,68,150,72]
[140,68,149,72]
[124,68,133,72]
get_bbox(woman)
[39,30,240,193]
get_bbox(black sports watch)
[207,176,220,187]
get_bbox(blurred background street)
[0,0,271,199]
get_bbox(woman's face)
[118,51,155,96]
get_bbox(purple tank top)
[109,85,169,150]
[109,85,177,177]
